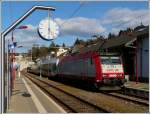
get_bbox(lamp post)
[48,55,50,77]
[135,40,138,84]
[17,45,24,78]
[40,59,42,78]
[7,40,11,109]
[11,25,27,89]
[31,48,32,62]
[6,41,21,109]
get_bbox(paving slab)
[6,76,38,113]
[7,74,66,113]
[125,81,149,91]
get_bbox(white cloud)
[102,8,148,25]
[55,17,106,37]
[101,7,149,34]
[5,17,106,49]
[54,8,148,36]
[5,24,40,49]
[5,7,149,50]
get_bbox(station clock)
[38,19,59,40]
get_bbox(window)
[101,56,121,65]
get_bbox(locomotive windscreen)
[100,56,123,74]
[101,57,121,65]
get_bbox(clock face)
[38,19,59,40]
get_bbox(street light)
[11,25,28,89]
[17,45,23,48]
[31,47,32,62]
[7,42,23,109]
[16,45,24,78]
[7,40,11,109]
[40,60,42,78]
[12,26,28,41]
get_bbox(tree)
[111,33,116,38]
[50,41,55,48]
[55,44,60,47]
[74,38,80,45]
[108,33,112,39]
[32,46,39,61]
[98,35,105,39]
[108,33,115,39]
[126,27,132,32]
[39,46,49,58]
[92,35,98,38]
[48,42,58,55]
[62,43,66,47]
[119,30,123,36]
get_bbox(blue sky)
[2,1,149,52]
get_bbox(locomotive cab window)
[101,56,121,65]
[111,58,121,64]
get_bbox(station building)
[135,26,149,82]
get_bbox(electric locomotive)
[57,51,125,90]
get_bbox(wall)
[137,35,149,82]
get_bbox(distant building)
[15,54,23,61]
[56,47,69,57]
[15,53,32,70]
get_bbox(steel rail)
[101,92,149,106]
[23,72,110,113]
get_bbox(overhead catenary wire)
[55,2,147,37]
[59,2,86,28]
[111,13,146,29]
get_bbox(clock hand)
[48,20,50,39]
[50,31,54,38]
[48,27,50,38]
[48,28,50,32]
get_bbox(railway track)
[118,87,149,100]
[101,92,149,106]
[23,72,149,113]
[23,72,109,113]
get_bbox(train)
[27,51,126,90]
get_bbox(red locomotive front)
[94,53,125,90]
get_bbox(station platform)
[6,74,66,113]
[124,81,149,99]
[124,81,149,91]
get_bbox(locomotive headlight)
[103,74,107,77]
[117,74,123,77]
[96,80,100,82]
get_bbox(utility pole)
[40,59,42,78]
[31,47,32,61]
[7,40,10,109]
[11,30,15,90]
